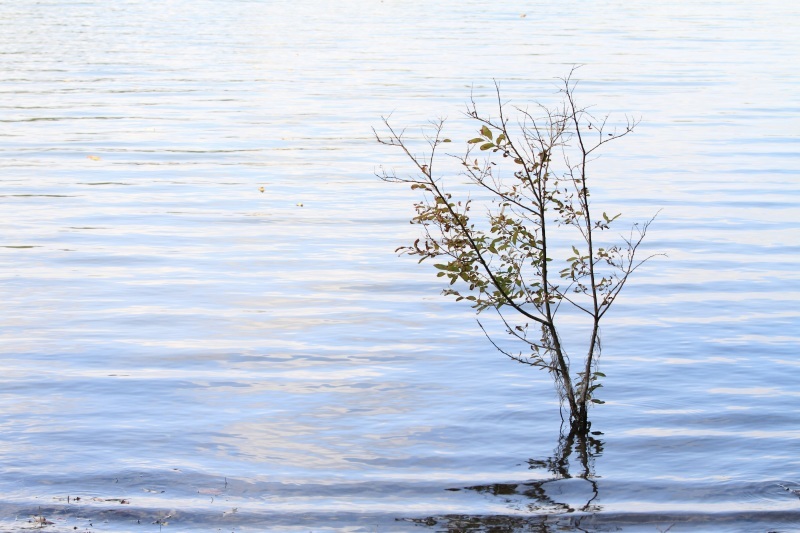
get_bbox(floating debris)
[26,515,54,528]
[90,497,130,504]
[153,513,173,526]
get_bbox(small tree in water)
[375,74,658,432]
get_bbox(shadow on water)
[405,425,605,532]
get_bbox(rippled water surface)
[1,1,799,531]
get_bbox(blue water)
[1,1,799,531]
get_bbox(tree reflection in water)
[405,426,604,532]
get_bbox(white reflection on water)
[709,387,800,398]
[625,428,800,439]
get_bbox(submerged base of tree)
[404,423,604,529]
[376,71,658,429]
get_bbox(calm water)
[1,1,799,531]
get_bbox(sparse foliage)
[375,72,659,431]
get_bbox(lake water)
[1,1,799,531]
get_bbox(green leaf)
[480,143,494,151]
[467,137,483,144]
[593,371,606,378]
[442,138,452,143]
[590,398,606,404]
[480,125,493,140]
